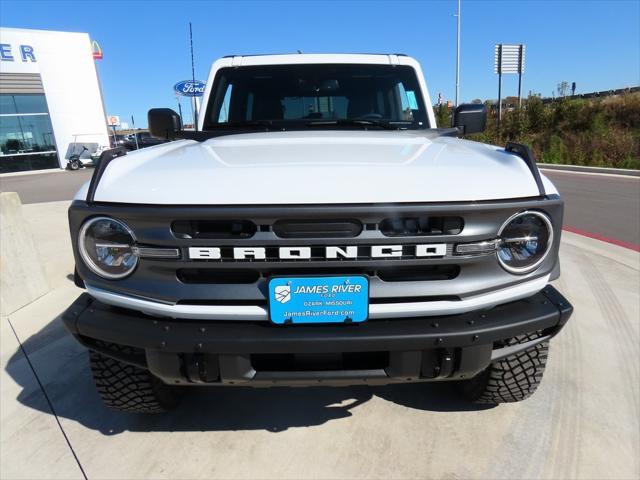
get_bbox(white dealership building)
[0,27,110,173]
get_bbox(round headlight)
[497,211,553,274]
[78,217,138,279]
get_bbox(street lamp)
[454,0,461,106]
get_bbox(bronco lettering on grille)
[187,244,447,260]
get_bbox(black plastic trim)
[85,147,128,204]
[62,287,572,356]
[71,194,561,214]
[505,142,546,197]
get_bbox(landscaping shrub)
[442,92,640,170]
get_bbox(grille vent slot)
[176,266,458,284]
[172,220,257,239]
[177,269,260,284]
[376,265,459,282]
[273,219,362,238]
[380,216,463,237]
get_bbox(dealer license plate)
[268,276,369,325]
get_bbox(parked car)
[108,134,129,149]
[122,131,166,150]
[63,53,572,413]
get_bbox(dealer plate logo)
[274,285,291,304]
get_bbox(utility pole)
[189,22,198,131]
[455,0,461,106]
[517,44,524,108]
[176,93,184,124]
[131,115,139,150]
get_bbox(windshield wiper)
[306,119,407,130]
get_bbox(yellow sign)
[92,40,103,60]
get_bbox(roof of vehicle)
[223,52,409,58]
[216,53,416,67]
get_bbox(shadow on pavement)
[7,315,494,436]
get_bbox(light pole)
[131,115,139,150]
[189,22,198,131]
[175,93,184,123]
[455,0,461,106]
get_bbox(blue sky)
[2,0,639,127]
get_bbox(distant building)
[0,27,109,173]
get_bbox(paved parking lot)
[0,169,91,204]
[1,201,638,479]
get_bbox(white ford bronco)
[63,54,572,413]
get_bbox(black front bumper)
[62,287,572,387]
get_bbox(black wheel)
[458,332,549,404]
[89,346,183,413]
[68,159,81,170]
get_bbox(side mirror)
[148,108,182,140]
[452,104,487,134]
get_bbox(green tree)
[434,104,451,128]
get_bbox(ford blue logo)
[174,80,206,97]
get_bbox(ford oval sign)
[174,80,206,97]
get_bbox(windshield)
[204,64,430,130]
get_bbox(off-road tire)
[458,333,549,404]
[89,347,183,413]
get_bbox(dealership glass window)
[0,94,49,115]
[0,95,17,115]
[0,94,58,173]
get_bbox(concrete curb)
[538,163,640,177]
[0,168,65,179]
[0,192,50,316]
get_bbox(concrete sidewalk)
[1,202,639,479]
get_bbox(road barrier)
[538,163,640,177]
[0,192,50,316]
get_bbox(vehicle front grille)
[171,216,463,239]
[70,197,564,308]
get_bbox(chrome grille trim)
[136,247,181,259]
[86,275,550,321]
